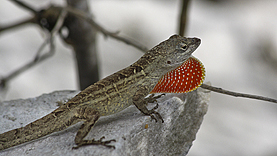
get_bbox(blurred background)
[0,0,277,155]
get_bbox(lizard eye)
[167,60,171,64]
[181,44,188,50]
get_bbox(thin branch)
[0,36,55,89]
[178,0,190,36]
[52,8,67,35]
[0,8,67,89]
[0,17,37,33]
[34,8,67,60]
[11,0,37,14]
[65,6,149,52]
[201,84,277,104]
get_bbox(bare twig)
[11,0,37,14]
[51,8,67,35]
[0,36,55,89]
[178,0,190,36]
[0,8,67,89]
[201,84,277,104]
[35,8,67,60]
[0,17,37,33]
[65,6,149,52]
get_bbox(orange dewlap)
[150,56,205,93]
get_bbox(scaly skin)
[0,35,201,150]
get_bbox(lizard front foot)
[72,136,116,149]
[143,94,165,123]
[147,103,164,123]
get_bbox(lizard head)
[147,35,204,93]
[132,35,203,93]
[147,35,201,75]
[160,35,200,69]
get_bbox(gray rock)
[0,88,210,156]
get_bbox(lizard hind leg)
[73,107,116,149]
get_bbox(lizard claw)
[149,104,164,123]
[97,136,116,149]
[98,136,116,148]
[72,136,116,149]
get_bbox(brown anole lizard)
[0,35,204,150]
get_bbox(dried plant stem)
[0,9,67,89]
[65,6,149,52]
[178,0,190,36]
[201,84,277,104]
[11,0,37,13]
[0,17,36,33]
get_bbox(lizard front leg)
[133,86,164,123]
[73,106,115,149]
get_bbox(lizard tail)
[0,107,80,151]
